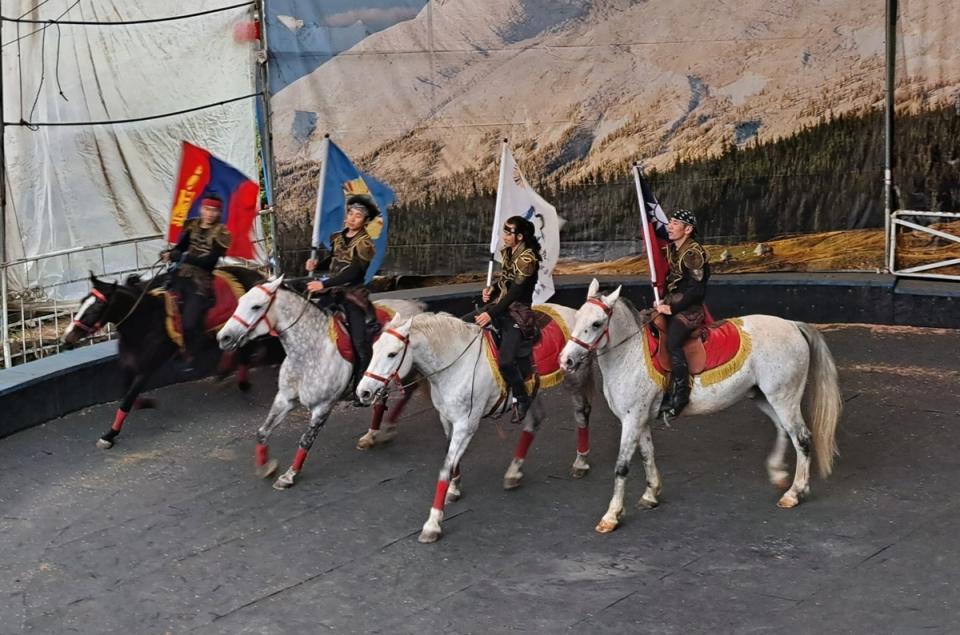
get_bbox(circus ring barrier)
[1,272,958,439]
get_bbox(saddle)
[153,270,247,349]
[482,305,569,395]
[647,307,750,383]
[329,303,397,364]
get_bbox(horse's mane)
[123,273,166,293]
[410,311,479,341]
[617,296,653,332]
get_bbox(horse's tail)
[796,322,843,479]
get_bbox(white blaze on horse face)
[64,294,99,341]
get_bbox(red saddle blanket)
[330,304,397,364]
[483,305,570,394]
[646,317,750,386]
[155,270,247,349]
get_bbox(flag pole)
[633,162,661,306]
[487,138,509,288]
[310,134,331,278]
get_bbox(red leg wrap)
[236,364,249,384]
[217,351,236,375]
[111,409,128,432]
[514,430,535,460]
[255,443,268,467]
[292,447,308,472]
[577,427,590,455]
[370,401,387,431]
[432,479,450,511]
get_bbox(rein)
[73,259,163,335]
[364,326,484,396]
[569,298,643,356]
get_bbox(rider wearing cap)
[305,194,380,400]
[162,194,232,365]
[655,208,710,419]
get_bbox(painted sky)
[267,0,429,92]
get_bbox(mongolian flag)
[167,141,261,259]
[633,164,670,300]
[312,137,394,284]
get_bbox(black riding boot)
[659,358,691,419]
[500,364,531,424]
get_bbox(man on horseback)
[304,194,380,403]
[161,193,232,368]
[655,208,710,419]
[468,216,541,423]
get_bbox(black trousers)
[462,309,533,398]
[173,276,211,357]
[666,316,694,373]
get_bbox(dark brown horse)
[62,267,265,449]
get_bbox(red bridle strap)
[570,299,613,352]
[72,288,110,334]
[227,284,278,337]
[362,328,410,387]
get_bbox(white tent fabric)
[1,1,259,298]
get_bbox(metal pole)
[884,0,898,273]
[256,0,282,275]
[1,25,12,369]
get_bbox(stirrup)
[511,397,531,424]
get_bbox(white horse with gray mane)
[355,307,596,543]
[217,276,425,489]
[559,279,843,533]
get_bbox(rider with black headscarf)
[469,215,541,423]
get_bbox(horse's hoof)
[503,474,523,490]
[418,529,442,543]
[356,430,377,450]
[571,466,589,479]
[777,493,799,509]
[273,469,298,490]
[595,518,619,534]
[255,458,279,479]
[637,496,659,510]
[96,438,114,450]
[446,482,462,503]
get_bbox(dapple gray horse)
[559,279,843,533]
[217,276,425,489]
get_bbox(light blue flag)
[312,139,395,284]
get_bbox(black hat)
[345,194,380,220]
[671,208,697,227]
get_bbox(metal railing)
[889,210,960,282]
[1,234,166,369]
[1,212,276,369]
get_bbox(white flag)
[490,144,564,304]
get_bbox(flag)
[633,165,670,299]
[167,141,261,259]
[490,143,564,305]
[313,138,394,284]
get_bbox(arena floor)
[0,324,957,634]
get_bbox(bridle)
[569,298,613,353]
[362,327,410,389]
[71,288,111,334]
[226,283,280,339]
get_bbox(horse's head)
[559,278,622,372]
[62,272,120,348]
[355,316,414,406]
[217,275,284,351]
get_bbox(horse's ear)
[604,285,622,306]
[587,278,600,299]
[396,317,413,334]
[89,270,98,284]
[265,275,284,292]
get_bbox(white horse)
[217,276,425,489]
[559,279,843,533]
[355,307,596,543]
